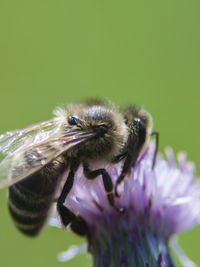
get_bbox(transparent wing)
[0,131,96,189]
[0,118,60,155]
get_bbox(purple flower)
[50,142,200,266]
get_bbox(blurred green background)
[0,0,199,266]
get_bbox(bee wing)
[0,118,60,155]
[0,131,96,189]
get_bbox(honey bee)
[0,100,158,237]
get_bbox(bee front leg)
[115,152,139,198]
[151,130,159,169]
[115,131,160,197]
[57,161,89,236]
[83,164,125,213]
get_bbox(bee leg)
[151,130,159,169]
[70,215,90,236]
[58,203,89,236]
[57,168,77,226]
[115,151,141,198]
[83,164,125,213]
[57,161,89,236]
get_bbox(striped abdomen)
[8,164,64,236]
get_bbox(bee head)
[66,105,128,161]
[68,108,110,137]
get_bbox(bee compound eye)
[133,118,143,129]
[134,118,146,146]
[68,115,78,125]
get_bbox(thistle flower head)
[52,142,200,266]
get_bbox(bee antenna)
[151,131,159,169]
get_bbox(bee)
[0,100,158,237]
